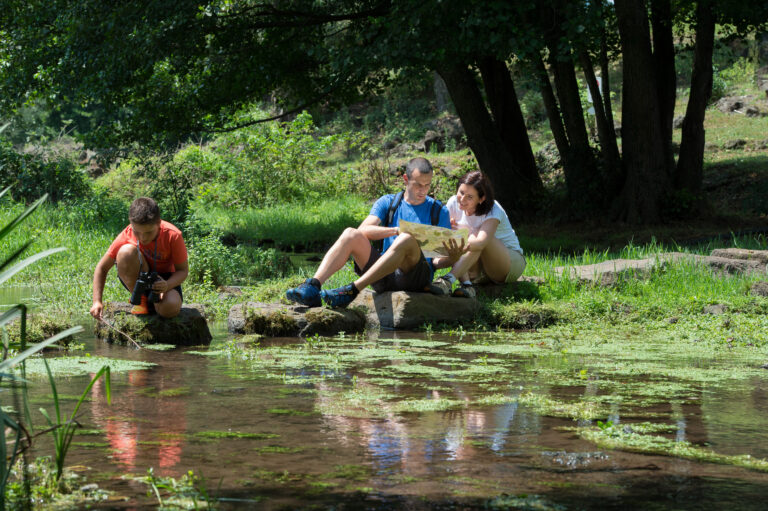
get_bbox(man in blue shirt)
[286,157,465,308]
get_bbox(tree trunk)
[578,50,621,182]
[650,0,677,171]
[547,47,600,206]
[534,54,571,168]
[437,63,540,218]
[614,0,674,223]
[676,0,715,193]
[476,58,542,191]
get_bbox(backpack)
[372,191,443,252]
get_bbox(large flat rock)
[95,302,211,346]
[554,251,767,285]
[710,248,768,266]
[350,289,479,329]
[228,302,366,336]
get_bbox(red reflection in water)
[90,369,186,472]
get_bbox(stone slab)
[95,302,211,346]
[228,302,366,337]
[710,248,768,265]
[349,289,479,330]
[554,251,766,286]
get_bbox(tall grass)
[191,196,370,249]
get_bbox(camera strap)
[136,240,159,272]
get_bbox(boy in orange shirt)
[90,197,189,319]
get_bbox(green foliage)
[0,192,86,509]
[211,111,339,206]
[141,467,215,509]
[184,212,292,287]
[39,361,111,481]
[0,139,91,204]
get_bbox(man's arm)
[90,254,115,319]
[357,215,399,241]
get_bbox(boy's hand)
[90,302,103,320]
[152,277,169,294]
[450,217,458,230]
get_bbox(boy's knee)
[116,243,139,262]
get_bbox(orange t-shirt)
[106,220,188,273]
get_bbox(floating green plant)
[22,356,154,376]
[267,408,315,416]
[254,445,304,454]
[195,431,280,440]
[580,425,768,472]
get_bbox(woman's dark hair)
[129,197,161,224]
[457,171,494,216]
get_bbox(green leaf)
[0,247,66,286]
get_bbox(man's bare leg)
[353,233,422,290]
[313,227,372,284]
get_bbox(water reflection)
[21,328,768,509]
[90,368,187,470]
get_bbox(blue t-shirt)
[370,194,451,254]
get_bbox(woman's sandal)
[452,283,476,299]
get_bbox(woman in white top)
[429,171,525,298]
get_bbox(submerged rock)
[228,302,366,336]
[95,302,211,346]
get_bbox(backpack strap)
[429,198,443,226]
[373,191,404,252]
[384,191,404,227]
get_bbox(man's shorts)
[354,246,432,294]
[118,271,183,313]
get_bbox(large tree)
[2,0,766,223]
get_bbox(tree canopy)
[2,0,767,222]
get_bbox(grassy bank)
[3,194,767,331]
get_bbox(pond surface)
[23,323,768,509]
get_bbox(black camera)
[130,271,160,305]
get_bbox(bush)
[184,213,293,286]
[0,138,91,203]
[212,110,339,207]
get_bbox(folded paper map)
[399,220,468,258]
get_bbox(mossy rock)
[95,302,212,346]
[228,302,366,337]
[486,302,560,330]
[5,315,78,346]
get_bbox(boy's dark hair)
[457,171,495,216]
[129,197,161,225]
[405,157,433,178]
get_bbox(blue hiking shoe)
[286,278,322,307]
[320,283,359,308]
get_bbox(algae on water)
[21,356,155,376]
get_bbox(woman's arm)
[466,218,500,251]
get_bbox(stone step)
[95,302,211,346]
[554,251,768,285]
